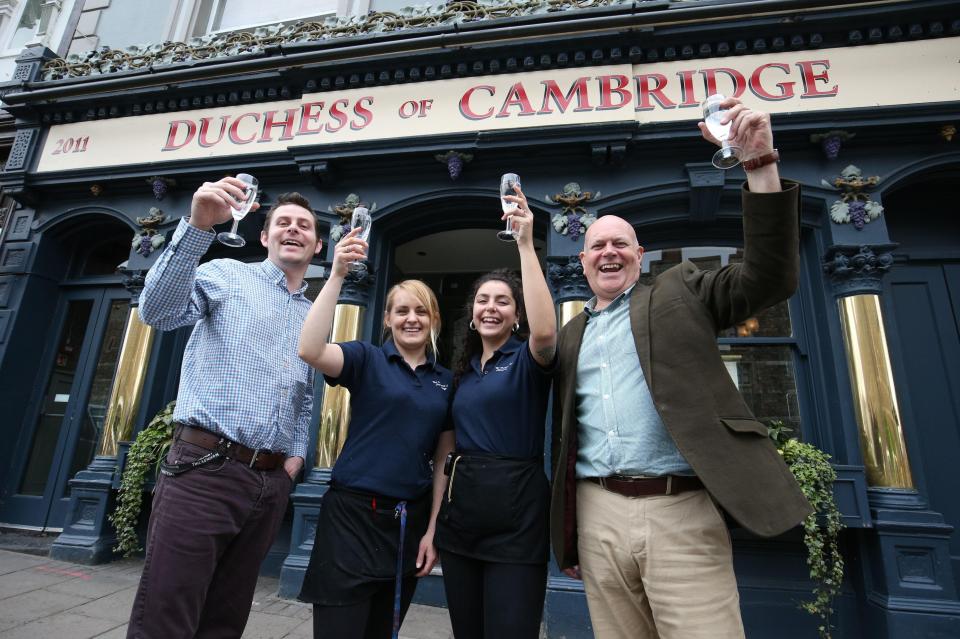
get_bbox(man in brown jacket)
[550,97,812,639]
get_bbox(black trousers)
[440,550,547,639]
[312,576,417,639]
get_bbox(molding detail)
[822,244,897,297]
[548,182,597,241]
[42,0,640,80]
[338,265,374,306]
[4,128,37,172]
[547,255,590,303]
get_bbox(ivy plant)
[769,420,845,639]
[110,400,176,557]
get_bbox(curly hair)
[452,269,529,386]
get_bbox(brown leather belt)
[587,475,703,498]
[176,424,285,471]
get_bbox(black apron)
[435,452,550,564]
[298,484,430,606]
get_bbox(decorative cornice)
[547,255,590,303]
[41,0,639,81]
[822,244,897,297]
[14,8,956,126]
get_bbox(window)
[7,0,42,51]
[640,247,802,435]
[191,0,338,37]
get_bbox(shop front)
[0,1,958,636]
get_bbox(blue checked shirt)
[139,219,314,459]
[575,284,692,478]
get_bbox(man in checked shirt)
[126,177,322,639]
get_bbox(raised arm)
[505,184,557,367]
[139,177,255,330]
[297,227,367,377]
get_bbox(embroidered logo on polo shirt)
[432,380,449,391]
[494,363,513,372]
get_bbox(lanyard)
[391,501,408,639]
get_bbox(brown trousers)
[126,438,292,639]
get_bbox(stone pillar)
[825,245,913,489]
[279,268,374,597]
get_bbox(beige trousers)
[576,480,746,639]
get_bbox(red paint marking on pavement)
[34,565,92,580]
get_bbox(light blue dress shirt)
[139,218,314,459]
[575,285,693,478]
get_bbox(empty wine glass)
[216,173,258,247]
[498,173,520,242]
[702,95,742,169]
[349,205,371,273]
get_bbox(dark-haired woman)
[297,228,456,639]
[436,184,557,638]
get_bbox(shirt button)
[603,394,610,400]
[608,430,615,436]
[601,362,608,368]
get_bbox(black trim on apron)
[436,452,550,564]
[298,484,430,606]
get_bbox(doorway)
[0,215,131,530]
[390,227,546,369]
[881,169,960,588]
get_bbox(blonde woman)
[298,228,455,639]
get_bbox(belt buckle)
[665,475,674,495]
[598,476,608,491]
[249,449,263,468]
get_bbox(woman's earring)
[469,320,477,331]
[513,321,520,332]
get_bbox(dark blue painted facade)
[0,1,958,636]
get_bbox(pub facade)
[0,1,958,636]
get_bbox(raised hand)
[502,183,534,245]
[698,96,774,160]
[189,176,260,231]
[331,227,368,278]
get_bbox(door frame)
[0,285,129,530]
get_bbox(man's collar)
[584,283,638,317]
[259,259,308,295]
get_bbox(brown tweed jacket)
[550,181,813,569]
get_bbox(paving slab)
[69,586,138,623]
[0,552,47,577]
[0,566,79,600]
[0,611,122,639]
[241,611,305,638]
[45,570,141,600]
[0,589,91,632]
[0,549,454,638]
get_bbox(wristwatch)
[742,149,780,171]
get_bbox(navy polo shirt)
[326,340,453,500]
[452,336,554,459]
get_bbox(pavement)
[0,548,453,638]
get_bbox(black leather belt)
[586,475,703,498]
[175,424,285,471]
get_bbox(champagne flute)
[498,173,520,242]
[216,173,258,247]
[349,205,371,273]
[702,94,742,169]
